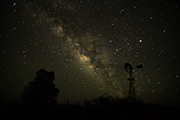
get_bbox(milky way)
[23,0,126,98]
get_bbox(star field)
[0,0,179,105]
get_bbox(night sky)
[1,0,179,106]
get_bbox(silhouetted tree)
[22,69,59,106]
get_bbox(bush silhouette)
[22,69,59,106]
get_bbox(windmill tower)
[124,63,143,99]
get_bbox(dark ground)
[0,97,178,120]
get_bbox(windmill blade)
[124,63,133,72]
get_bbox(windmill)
[124,63,143,99]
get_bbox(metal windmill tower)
[124,63,143,99]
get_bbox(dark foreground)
[0,98,178,120]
